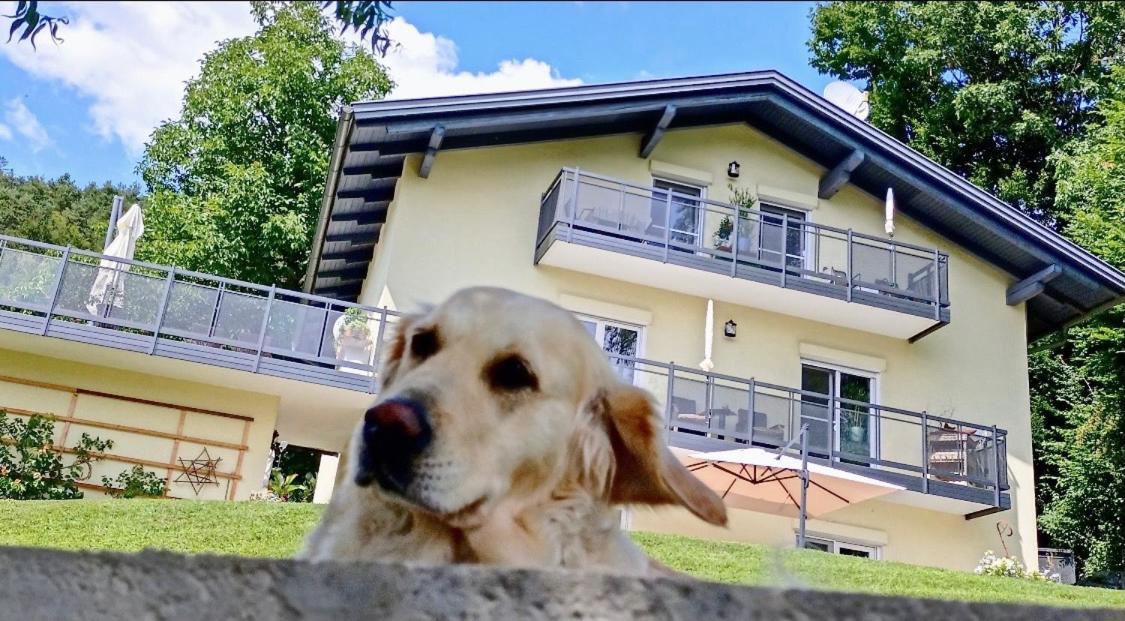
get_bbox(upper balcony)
[536,169,951,340]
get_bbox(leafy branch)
[4,0,66,49]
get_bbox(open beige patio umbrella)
[680,446,903,519]
[86,203,144,316]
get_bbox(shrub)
[0,411,112,500]
[975,550,1060,582]
[101,465,167,499]
[267,469,306,501]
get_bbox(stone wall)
[0,547,1119,620]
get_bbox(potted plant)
[334,307,373,364]
[713,214,734,252]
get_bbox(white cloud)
[0,4,578,154]
[379,18,582,99]
[0,2,256,154]
[4,98,51,151]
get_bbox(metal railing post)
[370,306,389,393]
[41,246,71,335]
[921,410,930,494]
[705,374,715,436]
[747,378,756,446]
[730,207,740,277]
[846,229,854,302]
[568,168,579,243]
[618,185,626,232]
[780,213,789,287]
[207,282,225,339]
[992,425,1002,507]
[662,190,673,263]
[932,250,941,320]
[149,269,176,354]
[252,285,277,372]
[317,303,333,359]
[890,243,898,288]
[664,363,675,431]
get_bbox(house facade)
[0,71,1121,573]
[301,72,1125,572]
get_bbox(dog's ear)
[600,384,727,526]
[377,313,420,390]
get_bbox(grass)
[2,500,1123,610]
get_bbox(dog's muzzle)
[355,397,433,494]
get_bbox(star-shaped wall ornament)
[174,448,222,495]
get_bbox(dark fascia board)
[305,107,355,293]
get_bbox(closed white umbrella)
[86,203,145,315]
[884,188,896,237]
[700,299,715,371]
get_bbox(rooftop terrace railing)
[0,234,401,392]
[536,168,951,323]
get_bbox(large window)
[758,203,808,271]
[578,315,644,382]
[800,362,879,464]
[801,536,881,559]
[651,178,705,248]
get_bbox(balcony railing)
[614,353,1008,509]
[0,234,401,392]
[0,232,1003,507]
[536,168,951,324]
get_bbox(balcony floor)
[538,226,948,340]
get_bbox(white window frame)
[576,314,647,358]
[799,359,881,463]
[801,535,882,560]
[652,177,707,249]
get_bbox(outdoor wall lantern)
[727,161,741,178]
[723,319,738,338]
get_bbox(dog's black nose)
[355,398,432,493]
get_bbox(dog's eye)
[410,328,440,360]
[486,354,538,392]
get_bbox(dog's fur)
[300,287,726,574]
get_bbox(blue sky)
[0,1,827,187]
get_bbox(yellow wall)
[359,124,1037,570]
[0,348,278,500]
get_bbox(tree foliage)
[137,2,392,288]
[1032,68,1125,580]
[0,165,142,251]
[809,1,1125,220]
[0,412,112,500]
[809,2,1125,579]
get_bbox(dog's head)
[350,287,726,529]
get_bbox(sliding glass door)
[800,363,878,464]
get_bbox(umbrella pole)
[797,423,809,550]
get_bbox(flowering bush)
[975,551,1060,582]
[0,411,113,500]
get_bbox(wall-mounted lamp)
[723,320,738,338]
[727,161,741,178]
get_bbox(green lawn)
[2,500,1123,610]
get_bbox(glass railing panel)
[213,289,268,346]
[0,246,60,308]
[163,281,220,337]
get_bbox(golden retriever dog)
[300,287,726,574]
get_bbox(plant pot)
[848,425,866,443]
[335,334,373,364]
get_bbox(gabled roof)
[306,70,1125,340]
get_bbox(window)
[578,315,644,382]
[758,203,807,271]
[651,178,705,248]
[800,361,879,464]
[801,536,881,559]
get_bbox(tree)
[137,2,392,288]
[809,2,1125,579]
[808,1,1125,221]
[1032,67,1125,580]
[0,412,112,500]
[0,166,142,251]
[5,1,395,53]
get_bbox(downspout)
[303,106,356,293]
